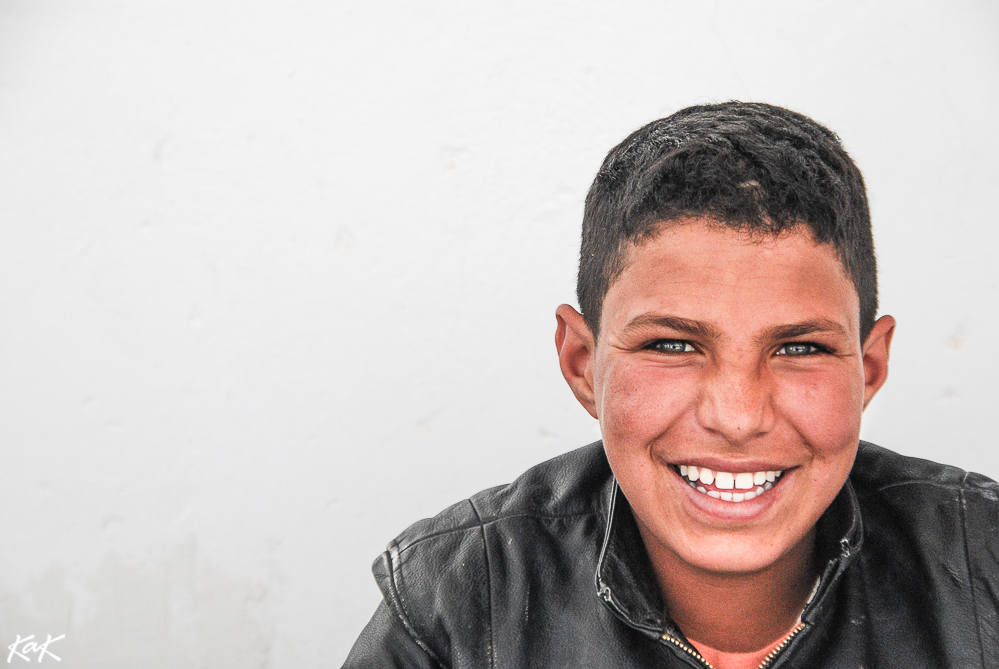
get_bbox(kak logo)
[6,635,64,663]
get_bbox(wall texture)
[0,1,997,666]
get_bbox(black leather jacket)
[343,442,999,668]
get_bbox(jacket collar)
[594,474,865,636]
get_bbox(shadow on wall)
[0,540,274,668]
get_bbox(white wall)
[0,1,996,666]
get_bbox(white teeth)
[715,472,735,489]
[678,464,785,502]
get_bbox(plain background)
[1,1,997,667]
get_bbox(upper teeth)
[680,464,781,490]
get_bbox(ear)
[861,315,896,409]
[555,304,599,419]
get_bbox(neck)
[638,523,818,656]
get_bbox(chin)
[637,510,816,578]
[677,540,796,576]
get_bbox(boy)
[343,103,999,668]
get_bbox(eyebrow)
[758,319,849,343]
[621,314,849,343]
[621,314,722,341]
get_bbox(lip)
[668,461,795,522]
[665,456,794,473]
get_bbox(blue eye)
[777,343,820,356]
[652,340,695,353]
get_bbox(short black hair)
[578,102,877,342]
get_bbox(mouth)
[670,463,786,503]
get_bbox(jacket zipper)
[660,622,806,669]
[755,622,805,669]
[660,633,714,669]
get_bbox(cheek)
[597,361,697,444]
[777,369,865,456]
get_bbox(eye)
[776,342,823,356]
[649,340,695,354]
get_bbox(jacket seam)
[386,539,448,667]
[396,510,601,554]
[856,479,980,497]
[958,476,988,667]
[468,498,496,669]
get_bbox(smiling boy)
[344,103,999,668]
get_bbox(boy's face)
[556,219,894,575]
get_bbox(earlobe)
[862,315,896,408]
[555,304,599,418]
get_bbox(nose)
[695,361,776,446]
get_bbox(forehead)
[602,220,860,339]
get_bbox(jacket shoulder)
[851,440,999,499]
[850,440,999,539]
[370,442,612,665]
[850,441,999,663]
[391,440,611,551]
